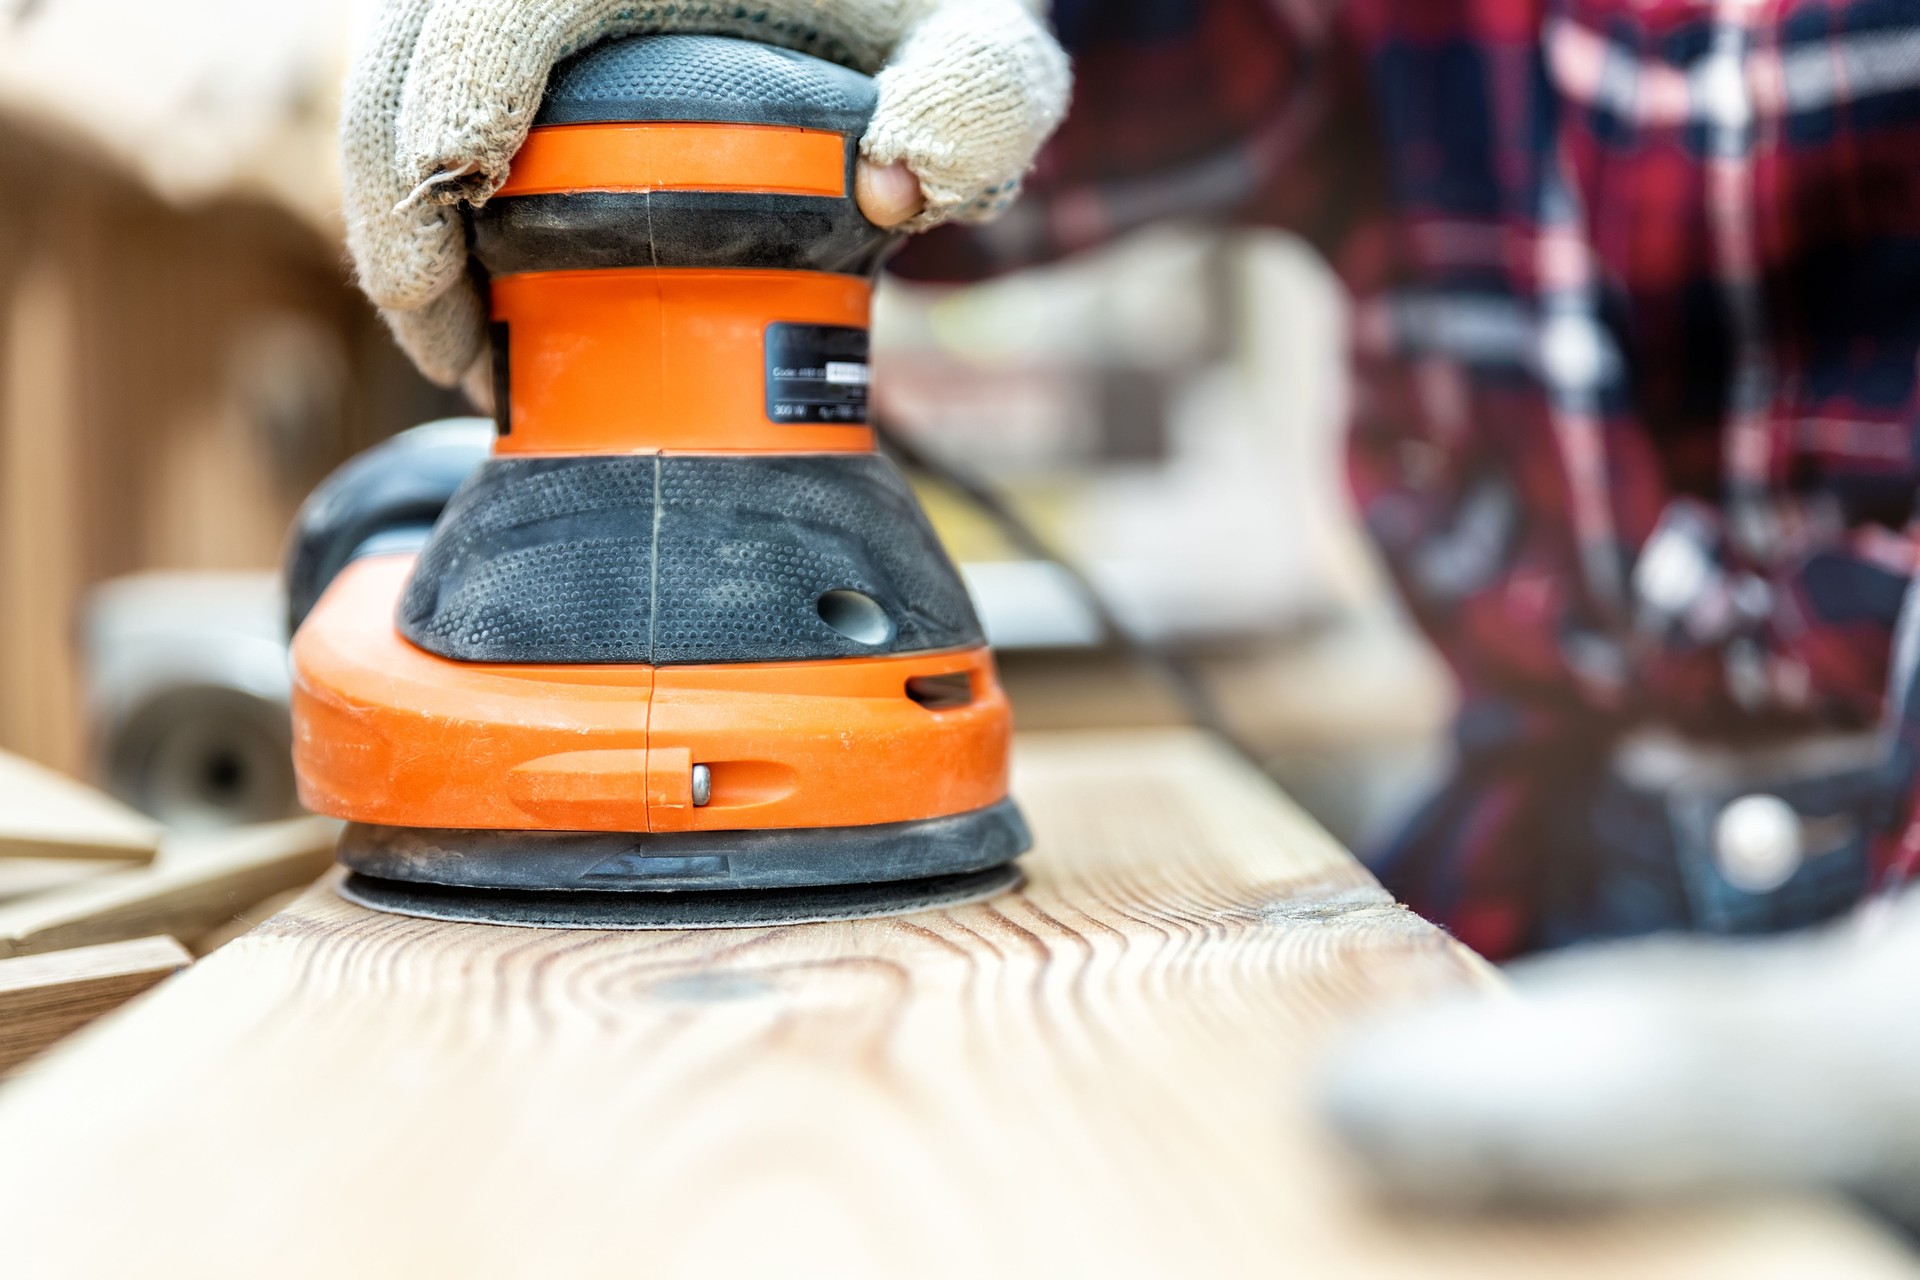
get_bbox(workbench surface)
[0,729,1905,1278]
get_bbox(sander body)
[287,35,1029,927]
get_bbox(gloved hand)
[1318,894,1920,1225]
[341,0,1071,392]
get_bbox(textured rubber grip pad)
[474,35,896,280]
[399,453,985,665]
[284,419,494,635]
[472,191,896,278]
[536,33,878,132]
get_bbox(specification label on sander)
[765,323,870,425]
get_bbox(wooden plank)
[0,253,86,775]
[0,934,189,1074]
[0,816,334,958]
[0,749,161,863]
[188,887,304,957]
[0,857,128,903]
[0,731,1903,1278]
[0,124,447,790]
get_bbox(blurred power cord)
[875,416,1270,771]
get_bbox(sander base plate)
[338,864,1023,929]
[336,799,1030,895]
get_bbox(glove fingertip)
[381,281,488,389]
[861,0,1072,232]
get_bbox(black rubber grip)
[474,34,897,281]
[472,191,895,278]
[536,32,878,132]
[398,453,986,666]
[282,419,493,635]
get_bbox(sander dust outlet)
[285,34,1030,928]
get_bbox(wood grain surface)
[0,816,335,958]
[0,731,1905,1278]
[0,748,160,863]
[0,857,127,904]
[0,934,189,1074]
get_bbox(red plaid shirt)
[897,0,1920,954]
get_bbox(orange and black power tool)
[284,34,1029,928]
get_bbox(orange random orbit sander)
[284,34,1030,928]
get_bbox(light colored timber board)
[0,730,1904,1278]
[0,816,336,958]
[189,886,306,957]
[0,748,160,862]
[0,934,190,1074]
[0,856,128,903]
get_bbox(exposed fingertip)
[855,160,926,228]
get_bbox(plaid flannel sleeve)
[889,0,1379,284]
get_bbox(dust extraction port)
[905,673,975,710]
[816,589,894,647]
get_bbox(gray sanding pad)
[338,864,1023,930]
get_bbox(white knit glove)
[1319,894,1920,1225]
[342,0,1071,389]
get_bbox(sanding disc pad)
[338,863,1024,930]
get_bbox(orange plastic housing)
[493,268,876,455]
[291,555,1014,834]
[496,122,848,199]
